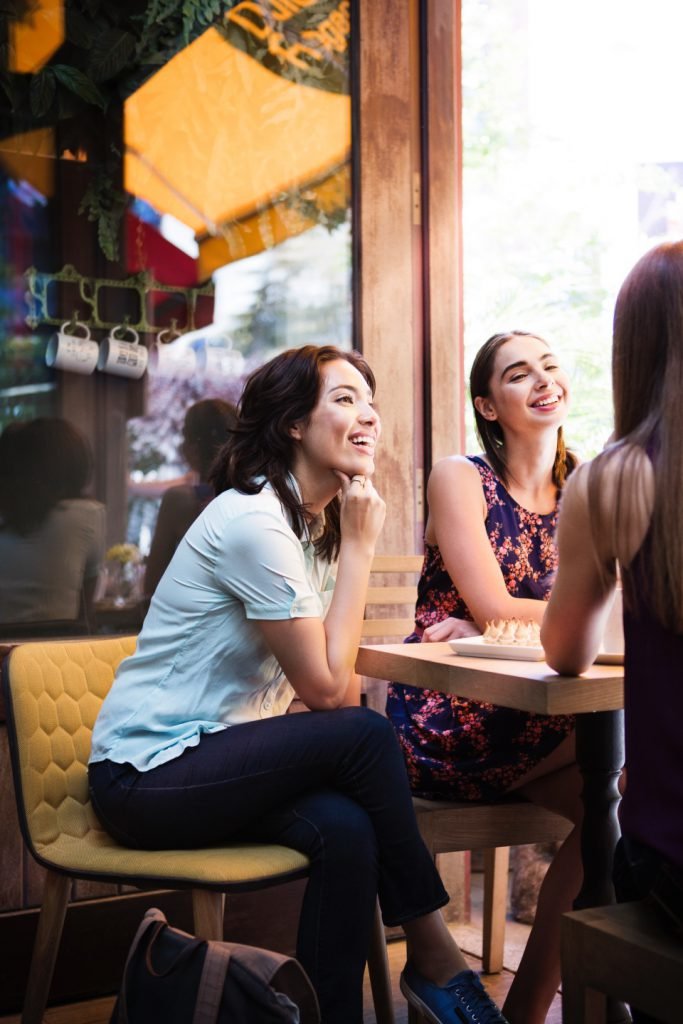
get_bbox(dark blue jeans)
[89,706,449,1024]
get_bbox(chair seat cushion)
[35,827,310,886]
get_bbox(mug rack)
[24,264,215,341]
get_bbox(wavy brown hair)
[210,345,376,562]
[470,330,577,490]
[588,240,683,631]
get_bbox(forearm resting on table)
[467,595,547,631]
[423,597,547,642]
[542,600,610,675]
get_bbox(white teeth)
[534,395,559,408]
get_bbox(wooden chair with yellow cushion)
[363,554,573,973]
[2,636,394,1024]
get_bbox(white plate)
[595,651,624,665]
[448,636,546,661]
[448,636,624,666]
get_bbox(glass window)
[0,2,351,637]
[462,0,683,456]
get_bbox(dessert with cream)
[482,619,542,646]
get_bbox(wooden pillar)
[422,0,465,464]
[356,0,424,555]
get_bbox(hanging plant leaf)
[79,170,127,262]
[52,64,107,110]
[88,29,136,83]
[194,0,222,26]
[29,68,56,117]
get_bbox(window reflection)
[0,417,104,633]
[0,2,351,638]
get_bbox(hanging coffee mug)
[97,325,148,380]
[45,321,98,375]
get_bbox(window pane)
[462,0,682,456]
[0,3,351,638]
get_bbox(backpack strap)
[115,908,169,1024]
[192,942,231,1024]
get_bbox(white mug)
[45,322,98,375]
[601,587,624,655]
[97,326,148,380]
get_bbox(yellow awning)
[1,11,351,280]
[124,27,351,278]
[9,0,64,73]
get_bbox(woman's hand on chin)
[334,471,386,550]
[422,617,481,643]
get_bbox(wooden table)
[356,641,625,911]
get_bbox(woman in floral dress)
[387,331,582,1024]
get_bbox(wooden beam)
[423,0,465,466]
[356,0,423,555]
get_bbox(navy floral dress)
[386,456,575,801]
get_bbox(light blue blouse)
[90,483,335,771]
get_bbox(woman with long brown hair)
[388,330,581,1023]
[543,241,683,1024]
[89,344,509,1024]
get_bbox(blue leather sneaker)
[400,963,510,1024]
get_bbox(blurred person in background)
[144,398,236,596]
[0,417,105,629]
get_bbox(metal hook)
[157,319,183,345]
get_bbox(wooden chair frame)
[363,555,572,973]
[3,637,393,1024]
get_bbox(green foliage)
[78,171,127,262]
[134,0,235,60]
[87,29,137,83]
[52,64,107,108]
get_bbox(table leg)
[574,709,625,910]
[575,709,630,1024]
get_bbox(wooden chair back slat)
[362,554,422,642]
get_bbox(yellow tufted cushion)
[5,637,309,886]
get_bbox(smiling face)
[289,358,381,503]
[474,334,570,435]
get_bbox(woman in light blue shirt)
[89,345,509,1024]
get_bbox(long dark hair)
[470,330,576,489]
[0,417,94,534]
[210,345,376,561]
[588,240,683,630]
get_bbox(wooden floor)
[0,947,561,1024]
[0,935,562,1024]
[0,873,563,1024]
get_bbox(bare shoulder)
[428,454,483,493]
[426,457,487,537]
